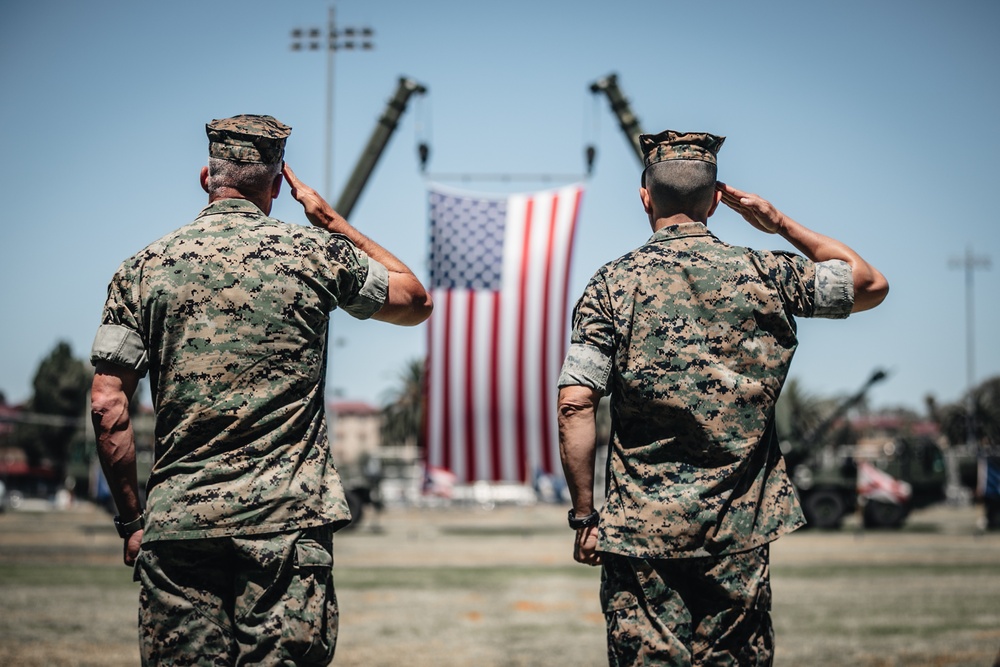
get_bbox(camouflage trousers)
[600,545,773,666]
[133,525,339,666]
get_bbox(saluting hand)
[282,164,341,231]
[717,182,784,234]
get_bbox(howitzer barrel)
[802,368,889,447]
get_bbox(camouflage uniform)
[91,115,388,665]
[558,130,854,665]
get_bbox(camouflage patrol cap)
[206,114,292,164]
[640,129,726,169]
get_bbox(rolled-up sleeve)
[340,256,389,320]
[91,323,148,372]
[558,343,612,392]
[91,262,149,374]
[813,259,854,319]
[558,271,616,394]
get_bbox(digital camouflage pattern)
[135,526,338,665]
[639,129,726,168]
[91,198,389,542]
[558,221,854,558]
[601,547,773,666]
[206,114,292,164]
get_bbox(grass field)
[1,501,998,666]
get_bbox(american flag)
[424,183,585,483]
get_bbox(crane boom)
[589,73,646,165]
[335,76,428,218]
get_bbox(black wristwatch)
[114,512,145,538]
[568,508,600,530]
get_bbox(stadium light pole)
[291,5,375,202]
[949,246,991,447]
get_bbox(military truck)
[781,370,948,529]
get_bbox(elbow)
[397,291,434,327]
[91,383,126,421]
[557,386,600,421]
[377,275,434,326]
[413,291,434,325]
[90,370,131,431]
[852,271,889,313]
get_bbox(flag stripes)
[425,183,584,483]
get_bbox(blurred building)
[327,400,382,466]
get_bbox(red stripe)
[426,185,585,484]
[489,291,502,480]
[421,315,432,466]
[464,294,477,481]
[537,194,560,476]
[441,290,453,474]
[560,189,584,362]
[514,197,534,482]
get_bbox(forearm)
[96,420,141,519]
[777,215,889,312]
[309,205,416,275]
[776,214,852,263]
[282,164,433,324]
[316,210,434,324]
[91,367,142,519]
[558,388,599,514]
[718,183,889,312]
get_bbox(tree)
[381,358,425,449]
[11,342,90,475]
[933,375,1000,447]
[972,376,1000,446]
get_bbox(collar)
[647,220,713,244]
[196,198,266,219]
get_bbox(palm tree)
[381,358,425,449]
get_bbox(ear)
[706,185,723,218]
[270,170,282,200]
[639,186,653,215]
[200,166,210,194]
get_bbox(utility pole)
[949,246,991,445]
[289,6,374,412]
[946,246,990,505]
[291,5,375,202]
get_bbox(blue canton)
[428,190,506,290]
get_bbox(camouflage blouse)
[558,221,853,558]
[91,199,388,542]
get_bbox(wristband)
[568,508,600,530]
[114,512,145,538]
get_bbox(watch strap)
[114,512,145,538]
[568,508,600,530]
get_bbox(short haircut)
[207,157,282,199]
[643,159,717,219]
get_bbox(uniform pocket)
[285,537,338,664]
[295,538,333,569]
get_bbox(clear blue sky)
[1,0,998,414]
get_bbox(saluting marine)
[558,129,888,665]
[90,115,432,666]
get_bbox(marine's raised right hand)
[282,164,338,230]
[717,182,784,234]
